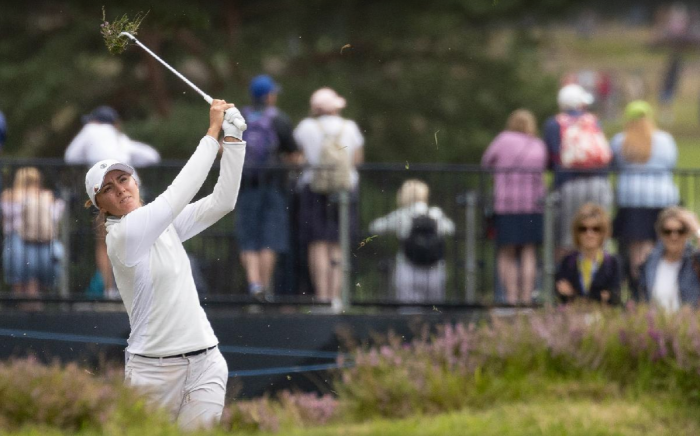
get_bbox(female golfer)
[84,99,246,430]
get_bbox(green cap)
[624,100,653,121]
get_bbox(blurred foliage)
[0,0,580,162]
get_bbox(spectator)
[294,87,364,312]
[2,167,65,309]
[65,106,160,167]
[236,75,300,301]
[369,179,455,303]
[555,203,621,305]
[544,84,613,260]
[659,53,682,124]
[638,207,700,311]
[482,109,547,305]
[611,100,679,299]
[65,106,160,299]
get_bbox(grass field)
[8,388,698,436]
[231,395,698,436]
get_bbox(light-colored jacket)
[65,123,161,167]
[369,202,455,302]
[611,130,679,208]
[369,201,455,240]
[106,136,245,357]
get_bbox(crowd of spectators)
[1,71,700,313]
[482,80,700,313]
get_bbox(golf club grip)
[204,95,245,130]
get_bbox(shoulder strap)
[315,118,347,139]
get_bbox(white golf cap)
[85,159,135,207]
[557,84,594,110]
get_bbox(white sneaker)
[331,298,344,314]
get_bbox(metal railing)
[0,160,696,308]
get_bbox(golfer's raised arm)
[114,100,236,264]
[172,137,245,242]
[158,100,235,217]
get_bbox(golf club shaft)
[120,32,245,131]
[120,32,213,104]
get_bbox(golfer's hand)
[207,99,235,139]
[600,290,611,303]
[223,106,247,142]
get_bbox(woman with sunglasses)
[638,207,700,311]
[555,203,621,305]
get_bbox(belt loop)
[159,356,163,366]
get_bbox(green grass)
[249,396,699,436]
[7,391,699,436]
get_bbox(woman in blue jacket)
[638,207,700,312]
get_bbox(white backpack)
[310,120,352,194]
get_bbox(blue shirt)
[610,130,678,207]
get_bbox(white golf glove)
[223,107,247,141]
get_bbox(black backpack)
[401,214,445,266]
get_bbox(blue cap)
[81,106,120,125]
[249,75,279,100]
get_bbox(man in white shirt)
[65,106,161,299]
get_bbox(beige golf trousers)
[125,347,229,431]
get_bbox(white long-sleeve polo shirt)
[105,136,245,357]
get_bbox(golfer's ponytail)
[85,199,108,233]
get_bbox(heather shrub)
[0,357,173,433]
[221,391,339,433]
[337,304,700,419]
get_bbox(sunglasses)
[577,225,602,234]
[661,227,687,237]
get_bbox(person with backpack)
[1,167,65,310]
[294,87,364,312]
[236,75,300,301]
[369,179,455,303]
[544,83,613,260]
[481,109,547,305]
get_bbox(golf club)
[119,32,246,131]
